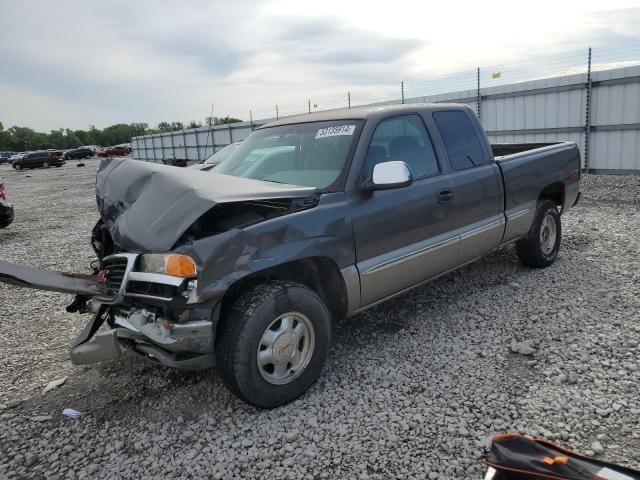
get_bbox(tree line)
[0,116,242,152]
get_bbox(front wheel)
[516,200,561,268]
[15,164,21,170]
[216,281,331,408]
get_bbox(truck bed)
[494,141,581,245]
[491,142,563,158]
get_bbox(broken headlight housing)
[138,253,197,277]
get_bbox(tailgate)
[0,260,105,296]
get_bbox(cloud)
[274,18,423,65]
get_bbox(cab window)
[365,115,439,179]
[433,110,487,171]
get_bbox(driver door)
[350,114,459,307]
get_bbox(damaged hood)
[95,158,317,252]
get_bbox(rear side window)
[433,111,487,171]
[367,115,439,179]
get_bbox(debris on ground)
[510,339,536,356]
[62,408,82,419]
[42,377,67,394]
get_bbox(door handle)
[437,189,455,203]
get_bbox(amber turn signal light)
[165,254,197,277]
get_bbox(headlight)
[138,253,197,277]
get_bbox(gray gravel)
[1,163,639,479]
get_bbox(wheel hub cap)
[539,214,557,255]
[272,333,297,362]
[257,312,315,385]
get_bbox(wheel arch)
[538,182,565,212]
[217,256,349,334]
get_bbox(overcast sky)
[1,0,640,131]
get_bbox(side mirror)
[362,161,412,191]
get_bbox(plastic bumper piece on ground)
[70,329,122,365]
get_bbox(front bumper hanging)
[69,305,122,365]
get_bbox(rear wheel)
[216,281,331,408]
[516,200,561,268]
[43,162,49,168]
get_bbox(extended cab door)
[350,114,459,307]
[430,109,504,263]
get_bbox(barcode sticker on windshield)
[315,125,356,139]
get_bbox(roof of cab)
[258,103,469,129]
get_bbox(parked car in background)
[118,143,131,154]
[162,155,188,167]
[190,142,242,171]
[80,145,100,154]
[13,151,65,170]
[105,146,128,156]
[64,147,94,160]
[8,153,25,165]
[0,179,14,228]
[0,152,12,164]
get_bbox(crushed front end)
[70,248,218,369]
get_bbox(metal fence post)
[196,128,201,162]
[348,92,351,109]
[584,47,592,171]
[276,105,279,120]
[250,110,255,131]
[208,121,213,156]
[228,123,233,145]
[476,67,481,119]
[401,81,405,104]
[169,130,175,161]
[152,135,157,163]
[182,129,187,161]
[308,99,311,113]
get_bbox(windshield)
[212,120,362,189]
[203,142,240,165]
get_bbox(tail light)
[0,184,6,199]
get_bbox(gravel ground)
[0,162,639,479]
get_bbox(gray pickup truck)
[0,104,580,408]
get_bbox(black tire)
[516,200,561,268]
[15,164,21,171]
[216,281,331,408]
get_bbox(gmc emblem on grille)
[96,269,109,283]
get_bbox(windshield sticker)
[315,125,356,139]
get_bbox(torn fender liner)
[96,158,317,252]
[485,433,640,479]
[0,260,105,296]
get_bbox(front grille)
[126,281,178,299]
[103,256,129,295]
